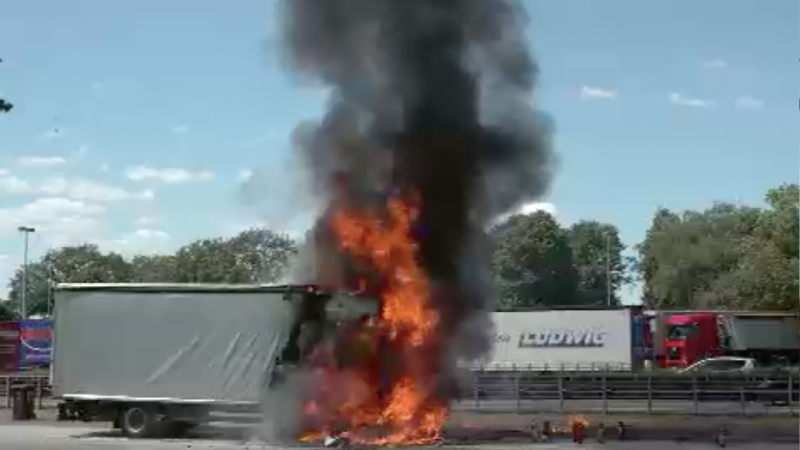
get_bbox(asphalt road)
[0,424,796,450]
[0,398,795,449]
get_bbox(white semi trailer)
[468,308,649,372]
[51,283,378,438]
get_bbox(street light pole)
[47,263,54,316]
[17,226,35,319]
[604,232,612,306]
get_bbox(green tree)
[712,237,798,311]
[7,244,133,316]
[637,203,761,309]
[492,211,578,310]
[702,184,799,311]
[6,260,52,317]
[130,254,180,282]
[636,208,679,308]
[171,238,239,283]
[567,220,629,306]
[638,184,798,311]
[0,301,16,321]
[226,228,298,283]
[758,183,799,259]
[170,228,297,283]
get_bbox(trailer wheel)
[121,405,158,438]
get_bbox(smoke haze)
[282,0,553,297]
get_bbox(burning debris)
[570,416,587,444]
[274,0,554,445]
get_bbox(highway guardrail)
[1,371,796,416]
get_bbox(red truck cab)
[663,313,720,368]
[663,311,800,369]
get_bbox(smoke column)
[276,0,554,438]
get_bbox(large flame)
[300,192,448,445]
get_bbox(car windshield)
[666,324,699,340]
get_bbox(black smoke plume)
[275,0,554,436]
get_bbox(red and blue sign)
[19,319,52,368]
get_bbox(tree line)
[1,183,796,319]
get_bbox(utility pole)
[604,232,612,306]
[46,262,54,316]
[17,226,35,319]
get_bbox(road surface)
[0,424,795,450]
[0,399,795,448]
[0,424,796,450]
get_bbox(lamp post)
[604,232,612,306]
[17,226,35,319]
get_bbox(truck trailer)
[469,308,650,372]
[51,283,379,438]
[663,311,800,368]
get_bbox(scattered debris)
[528,420,540,442]
[323,433,350,448]
[715,426,730,448]
[596,422,606,444]
[571,418,585,444]
[541,420,552,442]
[616,421,627,440]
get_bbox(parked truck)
[52,283,379,438]
[470,307,651,372]
[662,311,800,369]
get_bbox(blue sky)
[0,0,797,303]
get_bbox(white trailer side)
[472,309,635,371]
[52,284,293,404]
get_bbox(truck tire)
[120,405,159,438]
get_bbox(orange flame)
[567,415,589,427]
[300,192,448,445]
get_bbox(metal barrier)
[0,374,51,410]
[462,362,634,372]
[459,371,798,416]
[1,371,796,416]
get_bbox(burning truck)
[52,283,381,438]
